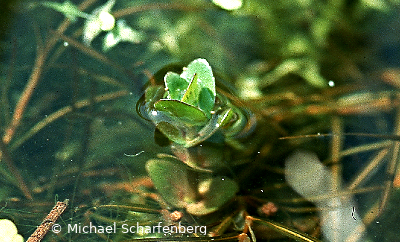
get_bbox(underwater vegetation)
[1,0,400,241]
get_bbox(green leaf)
[144,86,164,107]
[186,177,238,216]
[155,122,185,145]
[299,60,327,88]
[83,16,103,45]
[217,108,235,128]
[103,30,119,52]
[41,1,90,22]
[222,106,247,137]
[183,114,222,147]
[172,144,226,172]
[181,73,200,106]
[93,0,115,14]
[116,20,144,43]
[180,58,216,113]
[181,59,216,95]
[164,72,189,100]
[153,126,172,147]
[199,88,215,116]
[144,59,219,147]
[146,157,197,208]
[146,157,238,216]
[103,20,144,51]
[154,99,207,125]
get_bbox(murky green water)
[1,0,400,241]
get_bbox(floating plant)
[140,58,254,148]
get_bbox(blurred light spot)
[212,0,243,10]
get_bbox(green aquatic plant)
[155,58,216,123]
[40,0,144,50]
[139,58,258,216]
[146,155,238,216]
[142,58,252,148]
[2,0,400,241]
[41,0,91,21]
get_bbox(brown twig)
[347,149,389,191]
[27,199,69,242]
[2,47,46,144]
[0,140,32,199]
[379,105,400,214]
[279,132,400,141]
[2,36,17,123]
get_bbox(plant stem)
[0,140,32,199]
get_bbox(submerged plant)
[139,58,252,215]
[146,154,239,216]
[40,0,144,50]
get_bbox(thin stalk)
[347,148,389,190]
[250,216,322,242]
[0,1,98,199]
[330,116,343,190]
[0,140,32,199]
[10,90,130,151]
[379,105,400,215]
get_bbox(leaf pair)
[146,155,238,216]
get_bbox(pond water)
[1,0,400,241]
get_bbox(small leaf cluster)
[155,58,216,125]
[144,58,249,148]
[41,0,144,51]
